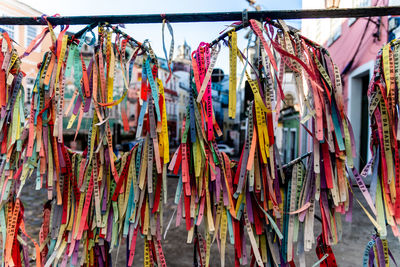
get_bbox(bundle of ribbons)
[0,20,170,266]
[363,234,395,267]
[0,15,393,267]
[367,40,400,255]
[169,18,382,267]
[0,30,43,267]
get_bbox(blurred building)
[302,0,388,170]
[275,70,302,164]
[212,72,241,154]
[0,0,52,105]
[242,40,301,163]
[173,41,191,146]
[173,41,243,154]
[62,38,125,149]
[158,57,179,145]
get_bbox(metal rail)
[0,6,399,25]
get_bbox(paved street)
[20,176,400,266]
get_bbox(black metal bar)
[280,151,313,170]
[105,23,144,48]
[209,22,246,47]
[209,20,303,48]
[0,6,399,25]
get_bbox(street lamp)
[325,0,340,8]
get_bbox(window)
[348,18,357,26]
[352,0,371,7]
[185,46,190,59]
[327,19,342,46]
[26,26,37,47]
[2,25,15,40]
[283,128,288,162]
[1,14,16,41]
[290,129,297,161]
[348,0,370,26]
[283,127,298,163]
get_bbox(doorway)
[348,63,373,172]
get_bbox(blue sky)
[19,0,302,72]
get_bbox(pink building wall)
[322,1,389,169]
[324,3,388,112]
